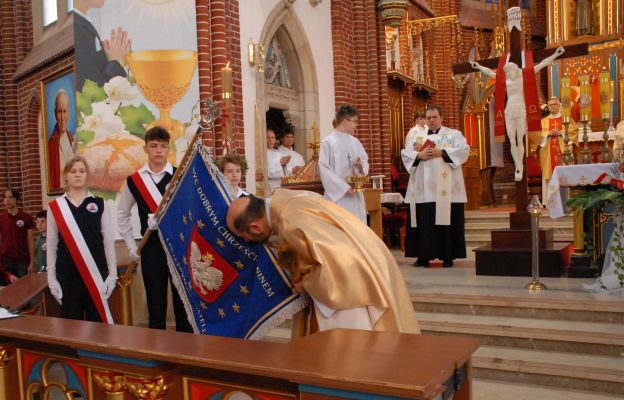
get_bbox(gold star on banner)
[200,302,208,310]
[197,220,205,230]
[232,303,240,313]
[234,260,245,270]
[240,285,250,295]
[218,308,226,318]
[179,232,185,242]
[216,239,225,248]
[183,256,187,265]
[188,210,193,221]
[182,215,188,225]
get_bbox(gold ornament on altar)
[127,49,198,140]
[347,174,369,192]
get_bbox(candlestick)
[254,102,267,197]
[579,74,591,122]
[560,75,571,119]
[221,63,233,154]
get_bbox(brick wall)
[197,0,243,154]
[0,1,52,214]
[331,0,388,178]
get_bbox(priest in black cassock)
[401,105,469,267]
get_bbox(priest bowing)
[401,105,469,268]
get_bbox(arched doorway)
[257,4,319,160]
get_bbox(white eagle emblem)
[189,241,223,294]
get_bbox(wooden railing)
[0,316,478,400]
[0,272,479,400]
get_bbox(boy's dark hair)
[426,104,443,116]
[233,195,266,232]
[145,126,171,143]
[4,188,21,200]
[335,104,359,125]
[36,210,47,219]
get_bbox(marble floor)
[392,249,624,301]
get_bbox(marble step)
[464,233,573,247]
[473,346,624,395]
[411,292,623,323]
[416,311,624,356]
[473,378,624,400]
[465,222,574,234]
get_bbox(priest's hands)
[418,148,443,160]
[280,155,291,166]
[292,279,306,294]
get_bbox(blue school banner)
[157,143,303,339]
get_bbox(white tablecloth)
[381,192,404,204]
[547,163,616,219]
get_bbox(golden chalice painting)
[127,49,198,140]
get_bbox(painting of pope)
[41,70,77,193]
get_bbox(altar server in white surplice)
[401,105,469,268]
[404,112,428,150]
[267,129,289,192]
[319,104,369,223]
[277,128,305,177]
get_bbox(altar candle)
[221,62,232,98]
[579,74,591,121]
[560,75,571,122]
[599,69,610,119]
[221,62,233,153]
[254,101,266,197]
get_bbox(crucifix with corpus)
[452,0,588,214]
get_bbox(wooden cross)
[451,0,588,215]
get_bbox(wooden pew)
[0,316,479,399]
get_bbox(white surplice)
[319,130,369,223]
[401,127,470,226]
[404,124,427,150]
[267,148,284,191]
[277,145,305,176]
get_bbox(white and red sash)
[130,171,163,213]
[49,198,113,324]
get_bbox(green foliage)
[118,104,155,139]
[76,130,95,147]
[565,189,624,211]
[76,80,107,125]
[566,171,624,287]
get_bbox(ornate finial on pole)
[197,98,222,158]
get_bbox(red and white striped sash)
[129,171,163,213]
[49,198,113,324]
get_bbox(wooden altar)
[0,316,479,400]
